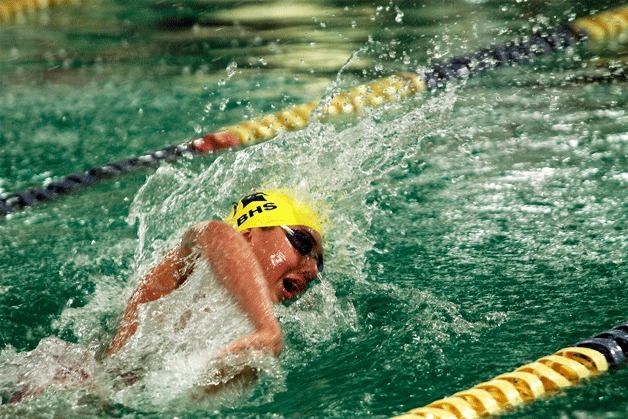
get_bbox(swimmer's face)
[243,226,323,302]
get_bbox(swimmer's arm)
[105,220,282,358]
[191,221,283,357]
[105,242,195,357]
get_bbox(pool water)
[0,0,626,417]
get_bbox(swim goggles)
[280,225,324,274]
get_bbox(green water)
[1,0,626,417]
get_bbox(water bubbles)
[217,61,238,86]
[551,123,573,133]
[394,6,404,24]
[227,61,238,77]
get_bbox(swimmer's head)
[224,190,322,234]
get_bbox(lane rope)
[0,0,81,23]
[393,322,628,418]
[1,5,627,217]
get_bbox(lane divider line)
[1,5,626,216]
[393,322,628,418]
[0,0,81,23]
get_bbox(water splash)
[120,84,480,401]
[103,261,284,411]
[0,82,486,414]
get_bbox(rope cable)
[1,5,627,217]
[0,0,81,23]
[394,322,628,418]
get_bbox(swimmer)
[5,190,323,404]
[104,190,324,360]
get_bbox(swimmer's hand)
[219,324,283,358]
[192,326,281,397]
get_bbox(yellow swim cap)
[224,190,322,234]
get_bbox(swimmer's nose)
[301,255,319,277]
